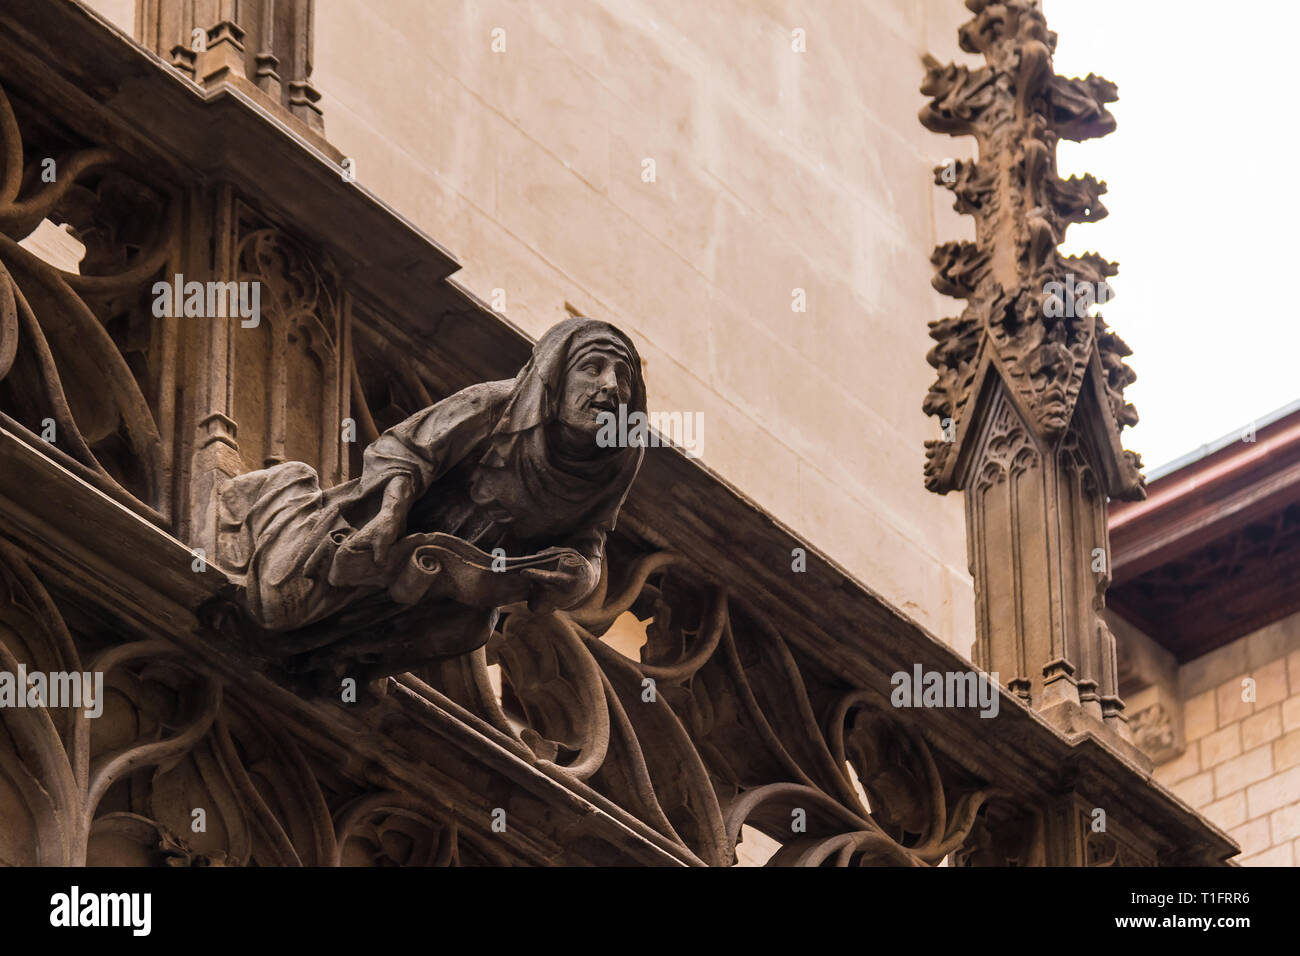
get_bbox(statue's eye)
[582,363,600,375]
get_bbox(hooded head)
[468,318,647,542]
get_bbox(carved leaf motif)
[919,1,1141,492]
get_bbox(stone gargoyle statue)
[208,317,646,694]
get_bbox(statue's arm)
[359,382,506,499]
[340,382,507,566]
[348,472,415,565]
[523,527,605,613]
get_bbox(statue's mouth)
[589,396,617,414]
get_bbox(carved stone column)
[185,184,240,555]
[920,0,1145,748]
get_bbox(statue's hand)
[521,552,594,613]
[337,518,400,570]
[333,474,413,579]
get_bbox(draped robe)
[216,319,646,667]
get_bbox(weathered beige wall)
[311,0,979,655]
[79,0,133,32]
[1152,611,1300,866]
[78,0,979,655]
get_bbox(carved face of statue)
[557,348,633,438]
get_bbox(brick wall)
[1152,611,1300,865]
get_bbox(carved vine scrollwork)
[0,81,175,518]
[415,542,994,867]
[0,537,493,866]
[0,538,219,864]
[331,791,511,866]
[1,437,998,867]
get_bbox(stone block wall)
[1152,612,1300,866]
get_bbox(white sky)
[1043,0,1300,471]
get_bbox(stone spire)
[920,0,1145,746]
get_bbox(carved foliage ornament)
[0,481,1002,866]
[417,551,996,866]
[919,0,1141,495]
